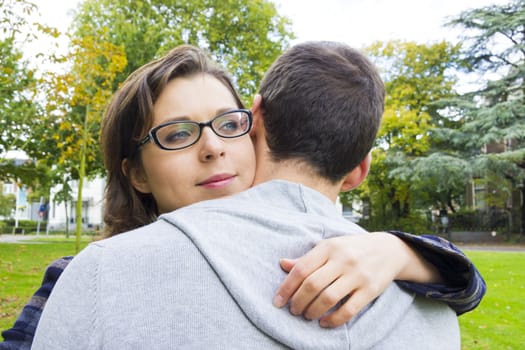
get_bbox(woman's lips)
[197,174,236,189]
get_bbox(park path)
[457,244,525,252]
[0,234,50,243]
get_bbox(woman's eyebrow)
[161,115,191,123]
[161,107,239,123]
[214,107,239,115]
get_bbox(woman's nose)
[198,128,225,161]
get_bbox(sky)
[30,0,509,50]
[274,0,508,47]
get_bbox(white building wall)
[48,177,105,231]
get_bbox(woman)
[1,45,484,349]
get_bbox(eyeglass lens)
[155,111,250,150]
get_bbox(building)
[465,140,524,234]
[47,177,105,231]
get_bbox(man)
[32,42,460,349]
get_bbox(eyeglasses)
[138,109,252,151]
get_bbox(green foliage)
[398,153,471,211]
[366,40,461,155]
[0,0,60,203]
[0,0,41,184]
[357,40,463,228]
[0,193,15,218]
[358,1,525,229]
[443,0,525,231]
[37,29,127,179]
[445,0,524,161]
[67,31,127,251]
[72,0,294,103]
[0,219,47,233]
[0,37,37,155]
[449,207,511,232]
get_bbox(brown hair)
[258,41,385,182]
[100,45,243,236]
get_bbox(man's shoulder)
[92,219,186,251]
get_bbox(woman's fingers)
[288,262,341,316]
[273,246,329,308]
[319,288,376,328]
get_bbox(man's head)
[256,41,384,184]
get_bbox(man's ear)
[249,94,263,137]
[340,152,372,192]
[122,158,151,194]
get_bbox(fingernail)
[273,294,284,308]
[319,320,329,328]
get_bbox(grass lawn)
[0,235,92,332]
[1,237,524,348]
[458,250,525,349]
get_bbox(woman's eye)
[166,130,192,142]
[159,125,195,145]
[219,120,239,131]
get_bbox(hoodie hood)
[161,180,415,349]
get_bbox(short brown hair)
[258,41,384,182]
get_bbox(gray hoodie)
[32,180,459,349]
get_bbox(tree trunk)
[521,179,525,240]
[75,106,90,253]
[65,199,69,238]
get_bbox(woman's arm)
[0,256,73,350]
[388,230,485,315]
[274,231,485,328]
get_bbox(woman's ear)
[122,158,151,194]
[340,152,371,192]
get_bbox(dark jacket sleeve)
[0,256,74,350]
[388,230,486,315]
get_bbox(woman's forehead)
[152,74,239,124]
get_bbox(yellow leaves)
[33,22,61,38]
[58,121,72,131]
[379,105,432,155]
[67,34,127,110]
[365,39,461,157]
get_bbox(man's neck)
[250,125,343,203]
[252,156,342,203]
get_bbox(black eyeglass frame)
[137,109,253,151]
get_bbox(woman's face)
[132,74,256,214]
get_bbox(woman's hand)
[273,232,442,328]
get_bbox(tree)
[71,0,294,102]
[0,0,70,210]
[0,0,39,182]
[446,0,525,233]
[49,29,126,251]
[347,40,462,231]
[0,192,16,218]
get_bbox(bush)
[359,212,431,234]
[449,208,509,232]
[0,219,47,234]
